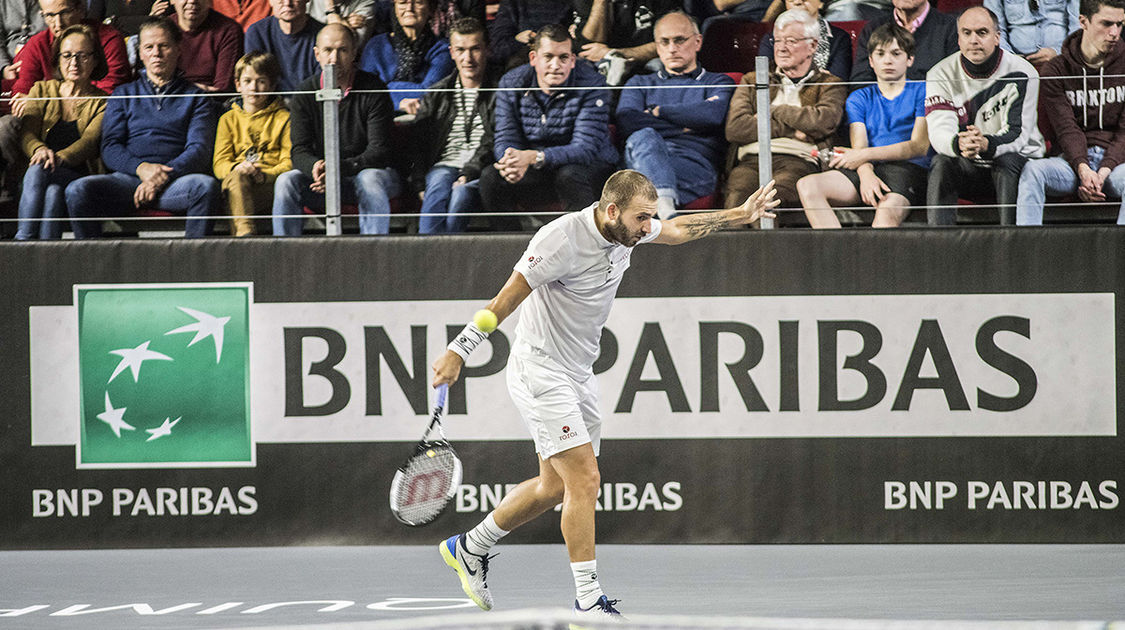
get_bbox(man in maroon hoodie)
[1016,0,1125,224]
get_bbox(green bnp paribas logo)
[76,284,253,468]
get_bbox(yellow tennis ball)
[473,309,498,333]
[426,449,436,458]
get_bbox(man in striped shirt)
[410,17,500,234]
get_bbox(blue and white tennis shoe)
[439,533,494,610]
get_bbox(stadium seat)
[699,20,774,74]
[829,20,866,57]
[934,0,983,14]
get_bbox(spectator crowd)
[2,0,1122,238]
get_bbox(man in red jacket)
[1016,0,1125,224]
[0,0,129,199]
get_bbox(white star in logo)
[145,417,181,442]
[108,340,173,383]
[165,306,230,363]
[96,392,135,438]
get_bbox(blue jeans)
[65,171,219,239]
[1017,147,1125,225]
[16,163,82,240]
[624,127,717,206]
[272,167,401,236]
[419,165,479,234]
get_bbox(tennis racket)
[389,384,463,527]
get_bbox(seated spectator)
[724,9,846,214]
[410,17,498,234]
[272,23,399,235]
[16,24,108,239]
[173,0,244,92]
[764,0,890,22]
[796,23,929,228]
[616,11,734,219]
[760,0,854,80]
[1017,0,1125,225]
[925,6,1044,225]
[487,0,574,69]
[0,0,127,197]
[65,17,219,238]
[245,0,323,93]
[572,0,679,85]
[984,0,1079,68]
[481,24,618,230]
[213,51,291,236]
[213,0,272,30]
[309,0,375,45]
[372,0,484,36]
[359,0,452,114]
[852,0,957,84]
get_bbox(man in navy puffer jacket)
[480,23,617,230]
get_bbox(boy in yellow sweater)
[213,52,292,236]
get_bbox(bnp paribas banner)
[31,288,1116,452]
[17,272,1122,546]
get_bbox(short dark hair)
[1080,0,1125,19]
[532,23,572,51]
[598,170,657,215]
[52,23,108,82]
[867,22,916,58]
[450,16,487,42]
[234,51,281,85]
[138,15,182,44]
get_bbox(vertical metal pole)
[322,63,342,236]
[754,55,775,230]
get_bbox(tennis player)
[433,170,778,618]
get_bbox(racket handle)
[435,383,448,409]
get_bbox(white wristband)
[448,322,489,361]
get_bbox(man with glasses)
[245,0,323,93]
[724,8,846,219]
[616,11,734,219]
[0,0,128,207]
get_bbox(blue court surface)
[2,544,1123,629]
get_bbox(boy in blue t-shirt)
[796,23,930,228]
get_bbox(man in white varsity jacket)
[924,6,1045,225]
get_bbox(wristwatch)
[533,151,545,169]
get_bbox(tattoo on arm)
[681,211,738,239]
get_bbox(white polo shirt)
[512,203,662,381]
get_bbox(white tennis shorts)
[506,344,601,459]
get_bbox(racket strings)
[391,445,459,525]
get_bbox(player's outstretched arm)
[431,271,533,387]
[654,180,779,245]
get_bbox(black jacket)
[408,66,502,192]
[290,69,394,177]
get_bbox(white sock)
[571,559,604,609]
[656,193,677,220]
[464,512,509,556]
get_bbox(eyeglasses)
[41,7,75,20]
[59,51,93,62]
[776,36,813,47]
[656,36,694,47]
